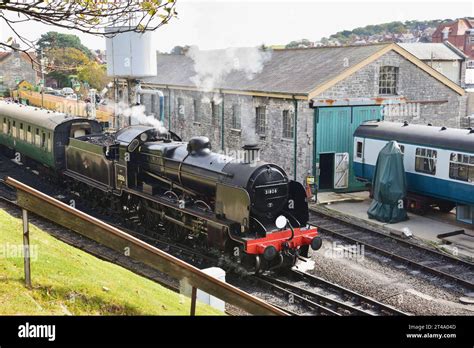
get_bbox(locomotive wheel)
[121,193,140,219]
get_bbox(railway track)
[260,270,407,316]
[309,209,474,291]
[229,269,406,316]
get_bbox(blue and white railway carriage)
[353,121,474,224]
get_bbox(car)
[65,94,78,100]
[61,87,75,96]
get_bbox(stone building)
[140,43,466,191]
[399,42,467,86]
[0,50,38,93]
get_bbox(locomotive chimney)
[242,144,260,165]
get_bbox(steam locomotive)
[0,102,321,272]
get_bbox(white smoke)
[186,46,272,103]
[114,101,168,134]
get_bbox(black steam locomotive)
[0,102,321,272]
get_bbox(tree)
[37,32,93,59]
[78,62,110,90]
[0,1,177,53]
[45,47,91,88]
[170,45,190,55]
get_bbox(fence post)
[190,286,197,316]
[22,209,32,289]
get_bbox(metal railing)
[4,176,286,316]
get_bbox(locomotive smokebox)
[242,144,260,165]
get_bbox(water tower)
[106,26,157,127]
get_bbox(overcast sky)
[1,0,473,52]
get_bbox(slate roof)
[144,43,391,95]
[399,43,465,61]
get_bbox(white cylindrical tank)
[106,26,157,78]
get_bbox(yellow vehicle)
[12,89,113,126]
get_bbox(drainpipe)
[135,83,165,121]
[220,90,225,150]
[293,96,298,181]
[168,87,172,129]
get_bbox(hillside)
[286,19,452,48]
[0,206,222,315]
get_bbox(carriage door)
[334,152,349,189]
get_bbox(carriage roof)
[0,101,92,131]
[354,121,474,153]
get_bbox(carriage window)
[47,133,52,152]
[356,141,363,158]
[449,153,474,182]
[415,148,437,175]
[35,128,40,146]
[19,123,24,140]
[399,144,405,154]
[12,121,16,138]
[27,125,32,143]
[41,132,46,148]
[2,118,6,134]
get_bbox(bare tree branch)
[0,0,178,50]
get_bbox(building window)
[193,99,200,122]
[282,110,294,139]
[379,66,399,95]
[449,153,474,182]
[211,101,220,126]
[256,106,266,135]
[467,60,474,69]
[356,141,363,158]
[177,97,185,118]
[232,104,241,129]
[399,144,405,154]
[415,148,437,175]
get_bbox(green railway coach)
[0,102,102,169]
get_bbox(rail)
[4,176,286,316]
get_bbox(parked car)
[61,87,75,96]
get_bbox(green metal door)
[349,106,382,189]
[315,105,382,191]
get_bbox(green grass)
[0,208,223,315]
